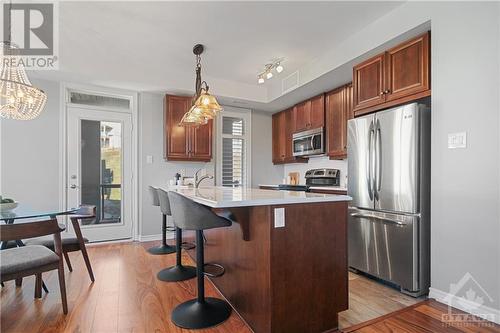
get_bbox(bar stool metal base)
[147,244,175,255]
[171,298,232,329]
[157,265,196,282]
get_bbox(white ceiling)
[33,1,404,109]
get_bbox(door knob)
[70,184,78,189]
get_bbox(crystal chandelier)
[0,2,47,120]
[179,44,222,126]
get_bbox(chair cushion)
[24,234,88,249]
[0,245,60,275]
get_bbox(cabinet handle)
[380,91,385,96]
[385,89,391,94]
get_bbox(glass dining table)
[0,205,77,248]
[0,205,78,291]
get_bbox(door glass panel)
[80,120,122,225]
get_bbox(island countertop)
[160,185,351,208]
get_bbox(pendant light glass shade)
[0,42,47,120]
[179,105,208,126]
[192,89,222,118]
[178,89,223,126]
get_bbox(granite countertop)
[160,185,351,208]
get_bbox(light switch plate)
[146,155,154,164]
[274,208,285,228]
[448,132,467,149]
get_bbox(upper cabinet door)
[385,32,430,102]
[309,94,325,129]
[353,54,386,112]
[272,111,286,163]
[284,108,296,161]
[165,95,190,160]
[326,87,345,158]
[294,101,311,132]
[190,120,213,161]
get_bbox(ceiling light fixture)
[276,63,284,73]
[179,44,223,126]
[256,58,285,84]
[0,1,47,120]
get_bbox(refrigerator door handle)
[375,119,382,193]
[368,121,375,201]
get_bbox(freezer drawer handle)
[350,213,407,226]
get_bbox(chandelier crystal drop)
[0,43,47,121]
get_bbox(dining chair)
[0,218,68,314]
[25,205,96,282]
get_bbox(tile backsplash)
[283,156,348,188]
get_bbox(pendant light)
[0,1,47,120]
[179,44,222,126]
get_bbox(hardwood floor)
[1,241,497,333]
[342,300,500,333]
[338,271,424,328]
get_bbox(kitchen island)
[162,186,351,333]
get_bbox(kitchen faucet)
[194,168,214,188]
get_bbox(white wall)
[251,111,284,187]
[0,78,61,211]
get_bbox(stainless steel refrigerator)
[347,102,430,297]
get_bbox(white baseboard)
[429,287,500,325]
[138,232,174,242]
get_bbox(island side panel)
[189,206,273,333]
[270,201,348,333]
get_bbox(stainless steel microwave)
[292,127,324,157]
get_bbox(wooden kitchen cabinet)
[293,94,325,132]
[272,111,286,163]
[326,83,353,160]
[353,54,385,112]
[272,108,308,165]
[385,32,430,102]
[164,94,213,161]
[310,94,325,129]
[353,32,430,116]
[293,101,310,132]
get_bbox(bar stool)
[168,191,232,329]
[156,188,196,282]
[146,186,175,255]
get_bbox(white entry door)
[67,107,133,242]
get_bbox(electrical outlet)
[274,208,285,228]
[448,132,467,149]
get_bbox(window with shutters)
[216,108,252,187]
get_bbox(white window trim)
[216,107,252,187]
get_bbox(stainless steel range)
[305,168,340,187]
[347,102,430,297]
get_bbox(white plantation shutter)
[217,110,251,187]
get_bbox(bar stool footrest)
[203,263,225,278]
[181,241,195,250]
